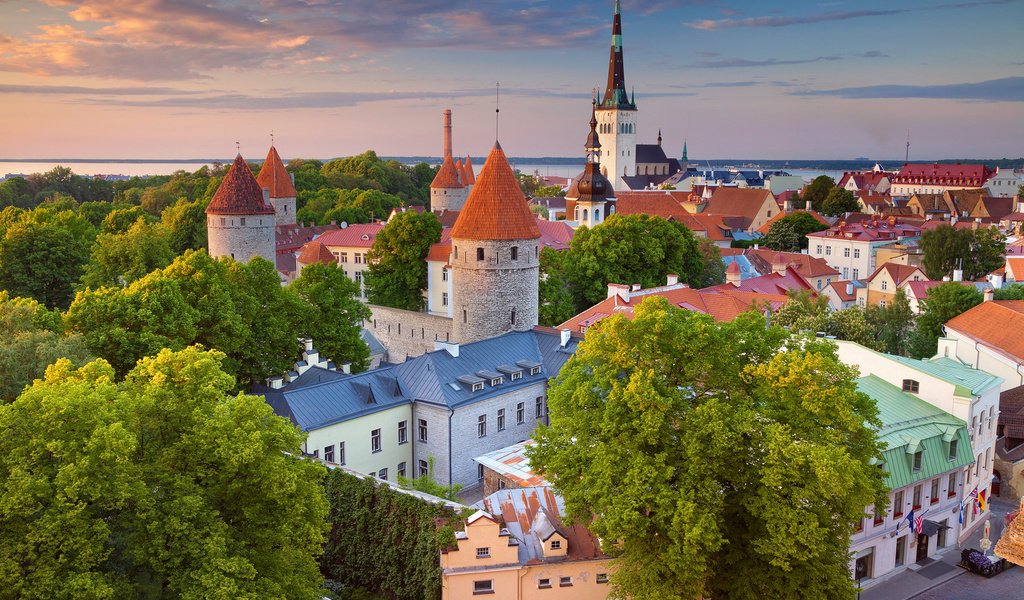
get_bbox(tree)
[538,247,575,327]
[908,282,982,358]
[772,290,877,348]
[292,262,372,372]
[0,219,89,309]
[695,238,726,288]
[763,212,828,252]
[160,197,208,254]
[803,175,836,212]
[533,184,566,198]
[0,347,328,597]
[80,219,175,288]
[562,214,705,311]
[0,291,92,402]
[920,225,1005,281]
[102,205,153,234]
[365,211,442,311]
[868,288,914,355]
[995,284,1024,300]
[528,297,886,600]
[820,187,860,217]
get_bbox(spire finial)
[235,140,240,155]
[270,130,274,147]
[495,81,500,142]
[615,0,621,15]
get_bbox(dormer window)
[550,540,561,550]
[948,438,958,461]
[472,382,484,392]
[912,450,923,472]
[490,377,502,386]
[902,379,919,393]
[511,372,522,381]
[530,366,541,376]
[476,547,490,559]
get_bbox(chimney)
[666,274,679,286]
[846,283,854,296]
[443,109,453,158]
[992,274,1004,290]
[267,376,284,390]
[303,337,313,352]
[290,173,295,186]
[726,262,742,287]
[607,283,630,303]
[631,283,642,292]
[433,340,460,357]
[263,187,271,204]
[952,268,963,282]
[559,328,571,347]
[984,288,994,302]
[341,362,352,374]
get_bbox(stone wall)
[269,197,296,226]
[207,215,276,264]
[451,237,539,344]
[430,186,468,212]
[367,305,453,363]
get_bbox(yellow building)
[441,487,614,599]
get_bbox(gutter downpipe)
[448,407,455,490]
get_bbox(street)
[912,564,1022,599]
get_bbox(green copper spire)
[682,139,688,162]
[600,0,635,111]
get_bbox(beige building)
[939,300,1024,392]
[701,187,779,234]
[310,223,384,300]
[441,487,613,600]
[807,219,922,282]
[855,263,927,308]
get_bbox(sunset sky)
[1,0,1022,161]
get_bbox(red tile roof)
[315,222,384,248]
[430,154,464,189]
[688,213,737,241]
[426,229,453,263]
[865,262,926,286]
[892,163,994,187]
[256,146,298,198]
[945,301,1024,362]
[807,217,921,242]
[704,187,775,229]
[745,248,839,279]
[1007,257,1024,281]
[275,223,340,253]
[463,155,476,185]
[828,280,857,302]
[615,191,692,221]
[536,218,574,251]
[708,265,816,296]
[755,209,830,235]
[206,154,276,216]
[296,240,335,266]
[450,143,541,241]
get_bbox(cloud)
[857,50,889,58]
[691,55,842,68]
[0,83,199,95]
[793,77,1024,102]
[685,0,1009,30]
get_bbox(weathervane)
[270,130,275,147]
[235,140,240,155]
[495,81,500,141]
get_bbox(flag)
[959,501,964,525]
[979,490,987,512]
[907,509,917,533]
[973,500,978,516]
[915,511,925,534]
[966,487,979,503]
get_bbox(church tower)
[595,0,637,192]
[257,144,297,226]
[566,100,614,228]
[430,109,469,212]
[450,142,541,344]
[206,154,277,265]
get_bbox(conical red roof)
[207,155,276,216]
[463,155,476,184]
[257,145,298,198]
[431,154,464,189]
[451,142,540,241]
[297,240,336,266]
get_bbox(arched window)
[582,208,589,222]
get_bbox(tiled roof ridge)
[206,154,276,216]
[451,142,541,241]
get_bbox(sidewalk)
[860,496,1017,600]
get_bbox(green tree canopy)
[867,288,914,356]
[291,262,372,372]
[803,175,836,212]
[763,212,828,251]
[772,289,878,348]
[0,219,90,309]
[538,247,575,327]
[160,197,209,254]
[528,297,886,600]
[908,282,983,358]
[820,187,861,217]
[920,225,1006,281]
[365,211,442,311]
[0,347,328,598]
[80,218,175,288]
[995,284,1024,300]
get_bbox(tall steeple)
[601,0,635,110]
[682,139,688,162]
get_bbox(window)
[418,419,428,442]
[472,382,484,392]
[930,478,939,504]
[378,468,387,481]
[873,505,884,526]
[948,472,957,497]
[476,547,490,559]
[517,402,525,424]
[538,579,552,589]
[497,409,506,431]
[220,217,226,226]
[511,246,518,261]
[442,292,448,306]
[478,414,487,437]
[398,420,408,444]
[844,247,850,258]
[489,377,502,386]
[854,248,861,259]
[510,309,516,326]
[419,459,429,477]
[597,573,609,584]
[879,299,886,308]
[442,268,448,281]
[463,309,467,323]
[510,371,521,381]
[371,429,381,453]
[912,451,923,473]
[902,379,919,393]
[816,245,822,254]
[843,267,849,279]
[324,444,335,463]
[825,246,832,256]
[478,463,485,481]
[948,439,958,461]
[476,247,484,261]
[881,280,888,291]
[895,535,907,567]
[530,366,541,376]
[535,397,544,418]
[912,484,922,510]
[398,462,406,478]
[559,577,573,587]
[853,268,860,279]
[354,253,363,264]
[893,490,904,518]
[338,442,345,465]
[550,540,561,550]
[240,217,246,226]
[473,580,493,595]
[340,252,348,263]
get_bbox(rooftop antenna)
[494,81,500,141]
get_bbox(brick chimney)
[726,262,742,287]
[443,109,453,158]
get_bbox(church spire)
[682,139,688,162]
[600,0,635,110]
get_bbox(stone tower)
[595,0,637,192]
[257,145,298,226]
[450,142,541,344]
[566,100,614,228]
[430,109,469,212]
[206,154,277,264]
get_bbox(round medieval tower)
[256,144,298,226]
[450,142,541,344]
[206,154,277,264]
[430,109,469,212]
